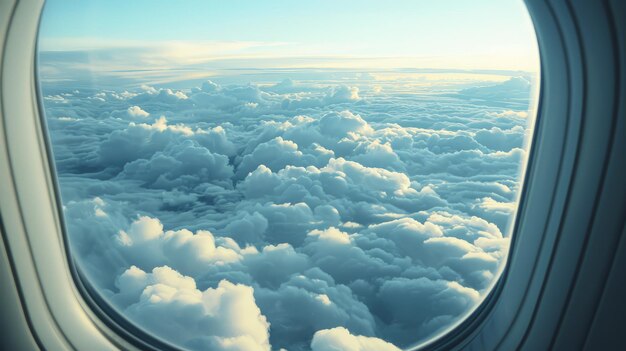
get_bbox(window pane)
[38,1,539,350]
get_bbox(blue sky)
[39,0,539,71]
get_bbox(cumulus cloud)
[377,277,479,343]
[474,126,526,152]
[43,72,533,350]
[236,137,319,178]
[255,268,376,350]
[127,105,150,118]
[105,216,245,279]
[489,109,529,119]
[131,87,188,104]
[115,266,270,351]
[324,85,361,104]
[118,139,234,189]
[280,85,361,109]
[311,327,401,351]
[318,110,371,138]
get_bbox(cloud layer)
[42,74,533,350]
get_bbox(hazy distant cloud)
[457,76,532,104]
[131,87,188,104]
[281,85,361,110]
[325,85,361,103]
[489,109,529,119]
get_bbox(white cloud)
[490,109,529,119]
[255,269,376,350]
[457,76,532,101]
[311,327,401,351]
[118,139,234,189]
[325,85,361,103]
[113,216,244,277]
[318,110,372,138]
[116,266,270,351]
[236,137,311,178]
[478,197,516,214]
[117,215,163,245]
[307,227,352,245]
[127,105,150,118]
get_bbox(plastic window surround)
[1,0,622,350]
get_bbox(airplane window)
[37,1,539,350]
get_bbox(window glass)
[38,1,539,350]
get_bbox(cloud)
[322,157,411,196]
[222,212,269,246]
[457,76,532,104]
[351,140,404,170]
[255,268,376,350]
[376,277,479,344]
[311,327,401,351]
[115,266,270,351]
[127,105,150,118]
[301,226,408,285]
[280,86,361,109]
[489,109,529,119]
[478,197,516,213]
[112,216,244,277]
[324,85,361,104]
[43,74,533,350]
[131,87,188,104]
[191,82,271,112]
[365,217,443,263]
[236,137,320,178]
[95,116,237,174]
[474,126,526,151]
[118,139,234,190]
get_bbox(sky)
[39,0,539,72]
